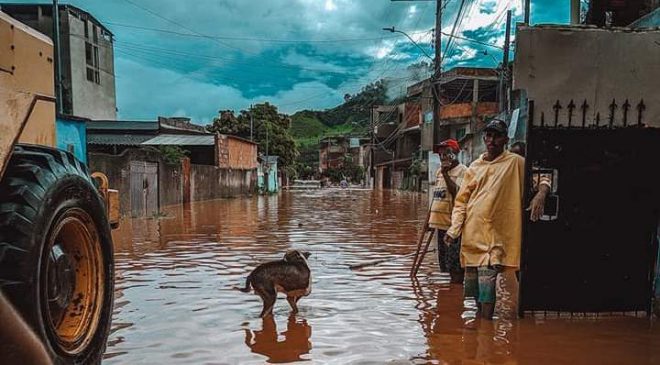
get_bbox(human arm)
[529,184,550,222]
[441,170,459,199]
[528,173,551,222]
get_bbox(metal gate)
[519,101,660,315]
[130,161,159,217]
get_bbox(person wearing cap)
[429,139,467,283]
[444,119,524,319]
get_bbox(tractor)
[1,10,117,364]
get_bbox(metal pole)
[499,10,512,114]
[370,107,375,188]
[52,0,63,114]
[432,0,443,145]
[524,0,530,25]
[249,104,254,141]
[570,0,580,24]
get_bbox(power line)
[115,0,248,53]
[104,21,428,43]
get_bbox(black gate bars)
[537,98,646,128]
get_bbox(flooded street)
[104,190,659,364]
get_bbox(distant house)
[86,117,211,163]
[319,136,348,173]
[435,67,499,165]
[368,67,500,191]
[1,3,117,120]
[86,117,258,216]
[319,135,368,174]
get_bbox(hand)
[443,234,455,246]
[440,160,452,173]
[527,191,546,222]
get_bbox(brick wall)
[215,134,258,169]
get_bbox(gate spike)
[567,99,575,127]
[636,99,646,126]
[580,99,589,128]
[540,112,545,127]
[608,98,617,128]
[553,100,562,127]
[595,112,601,127]
[622,99,630,127]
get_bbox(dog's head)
[283,250,311,263]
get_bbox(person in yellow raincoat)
[444,119,524,319]
[428,139,467,283]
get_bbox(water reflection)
[244,315,312,363]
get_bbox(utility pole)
[524,0,531,25]
[249,104,254,141]
[52,0,63,114]
[370,107,375,189]
[499,10,512,114]
[432,0,443,145]
[570,0,580,24]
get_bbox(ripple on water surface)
[105,190,660,365]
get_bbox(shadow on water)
[104,190,660,365]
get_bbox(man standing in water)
[428,139,467,283]
[444,120,524,319]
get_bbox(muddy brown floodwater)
[104,190,659,365]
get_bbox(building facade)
[1,3,117,120]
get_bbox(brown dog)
[236,250,312,317]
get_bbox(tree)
[406,61,432,82]
[207,103,299,169]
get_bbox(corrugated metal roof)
[86,121,159,131]
[87,134,153,146]
[141,134,215,146]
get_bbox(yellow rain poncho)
[446,150,525,268]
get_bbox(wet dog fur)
[236,250,312,317]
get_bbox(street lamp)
[382,26,433,61]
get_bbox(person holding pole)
[429,139,467,284]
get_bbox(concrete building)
[319,136,348,173]
[368,67,499,191]
[1,3,117,120]
[435,67,499,164]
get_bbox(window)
[85,42,100,84]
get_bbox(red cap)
[434,139,460,153]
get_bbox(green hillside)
[289,80,388,178]
[290,111,329,139]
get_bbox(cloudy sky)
[8,0,569,122]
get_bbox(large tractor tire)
[0,144,114,364]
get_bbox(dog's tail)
[233,274,252,293]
